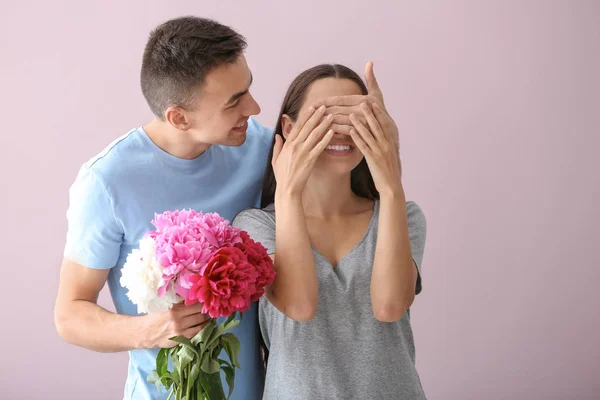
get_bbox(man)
[54,15,396,400]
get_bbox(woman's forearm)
[270,191,319,321]
[370,187,417,322]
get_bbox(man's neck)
[143,119,210,160]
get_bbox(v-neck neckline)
[311,200,379,270]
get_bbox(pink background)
[2,1,599,399]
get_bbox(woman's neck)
[301,171,360,219]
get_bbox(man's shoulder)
[246,117,273,148]
[69,127,147,194]
[216,117,273,161]
[83,127,146,174]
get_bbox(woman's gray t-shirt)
[232,200,427,400]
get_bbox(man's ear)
[281,114,294,140]
[164,105,191,131]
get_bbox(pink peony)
[148,210,240,297]
[235,231,276,301]
[185,247,259,318]
[151,225,213,297]
[192,212,244,249]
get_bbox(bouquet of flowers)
[119,209,276,400]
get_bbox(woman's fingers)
[304,113,334,149]
[296,105,328,142]
[360,103,385,142]
[372,103,398,144]
[288,106,317,142]
[349,113,378,151]
[313,94,378,107]
[308,129,335,159]
[372,101,400,148]
[329,113,367,127]
[330,123,352,136]
[348,128,371,158]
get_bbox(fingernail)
[307,107,315,113]
[318,105,326,112]
[361,103,368,110]
[327,114,333,120]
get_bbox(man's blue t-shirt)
[63,118,273,399]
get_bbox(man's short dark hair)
[140,16,247,118]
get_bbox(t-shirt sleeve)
[406,201,427,295]
[232,208,276,255]
[63,166,123,270]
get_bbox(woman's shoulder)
[371,198,425,226]
[232,204,276,230]
[405,200,425,216]
[404,200,426,231]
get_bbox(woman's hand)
[349,102,403,196]
[272,105,334,197]
[314,62,400,151]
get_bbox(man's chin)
[223,133,247,147]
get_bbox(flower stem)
[186,363,191,399]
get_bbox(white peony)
[119,236,181,314]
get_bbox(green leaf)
[150,370,174,393]
[148,369,165,393]
[223,312,240,333]
[193,319,216,347]
[224,312,237,327]
[220,333,241,368]
[188,363,200,388]
[156,347,169,377]
[201,353,221,374]
[170,336,200,356]
[206,322,227,350]
[223,318,241,334]
[206,342,222,366]
[171,352,181,389]
[171,368,180,386]
[197,369,205,398]
[177,345,196,370]
[205,315,240,355]
[148,370,160,384]
[222,365,236,399]
[199,372,227,400]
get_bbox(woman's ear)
[281,114,294,140]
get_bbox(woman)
[233,64,427,399]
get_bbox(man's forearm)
[55,300,148,353]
